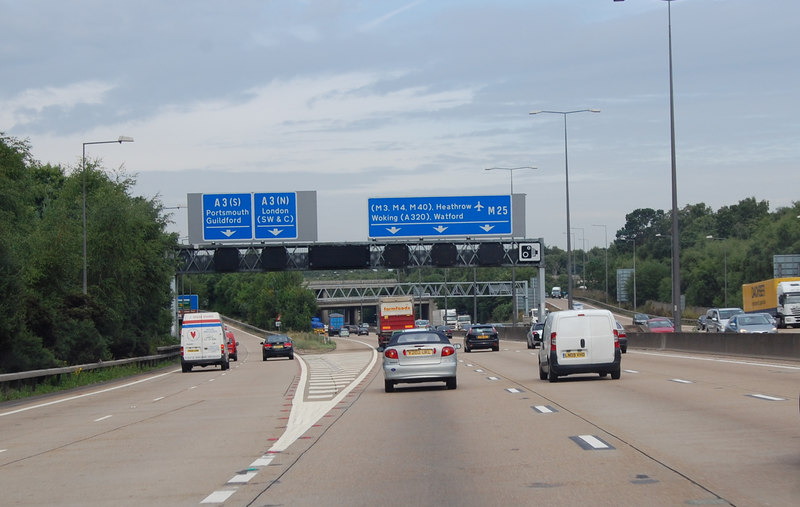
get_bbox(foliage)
[0,134,177,373]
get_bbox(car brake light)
[180,346,184,357]
[385,349,398,359]
[442,346,455,357]
[285,342,292,348]
[221,344,225,354]
[264,343,272,348]
[550,331,557,352]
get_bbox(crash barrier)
[495,326,800,361]
[0,347,180,395]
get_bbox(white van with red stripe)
[180,312,230,372]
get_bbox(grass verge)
[290,331,338,354]
[1,358,179,403]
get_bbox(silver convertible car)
[382,329,461,392]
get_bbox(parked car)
[527,322,544,349]
[538,309,621,382]
[434,325,453,339]
[226,329,238,361]
[464,324,500,352]
[615,320,628,354]
[382,329,460,392]
[724,313,778,333]
[262,334,294,361]
[705,307,744,333]
[646,317,674,333]
[633,313,650,326]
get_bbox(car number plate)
[406,348,433,356]
[478,334,489,339]
[274,345,283,349]
[186,348,200,353]
[563,351,586,359]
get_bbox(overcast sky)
[3,0,798,250]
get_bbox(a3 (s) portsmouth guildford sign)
[368,195,525,239]
[186,191,318,244]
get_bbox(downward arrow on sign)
[434,226,448,233]
[386,227,401,234]
[268,228,282,236]
[480,225,495,232]
[222,229,236,237]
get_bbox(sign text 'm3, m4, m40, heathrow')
[368,195,512,239]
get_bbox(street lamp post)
[82,136,134,294]
[615,0,681,329]
[572,227,585,289]
[485,166,537,326]
[530,109,599,310]
[592,224,608,303]
[706,235,728,307]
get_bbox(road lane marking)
[201,490,235,504]
[250,455,275,467]
[506,388,523,393]
[153,396,165,402]
[624,369,639,374]
[633,351,800,371]
[94,415,112,422]
[532,405,557,414]
[748,394,786,401]
[228,470,258,484]
[670,379,694,384]
[0,370,179,418]
[571,435,615,450]
[487,376,500,381]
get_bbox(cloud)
[0,81,116,128]
[359,0,425,32]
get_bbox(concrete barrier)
[494,326,800,361]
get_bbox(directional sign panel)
[202,193,252,241]
[368,195,512,238]
[254,192,297,240]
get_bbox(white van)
[537,309,620,382]
[180,312,230,372]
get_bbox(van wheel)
[384,380,394,393]
[539,361,547,381]
[548,368,558,383]
[611,367,621,380]
[182,364,191,373]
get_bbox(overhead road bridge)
[173,238,543,274]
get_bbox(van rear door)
[182,313,224,361]
[555,313,615,365]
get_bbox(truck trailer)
[742,277,800,328]
[378,296,415,347]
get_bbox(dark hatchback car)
[464,324,499,352]
[434,325,453,339]
[262,334,294,361]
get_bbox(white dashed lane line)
[93,415,112,422]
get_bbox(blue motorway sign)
[202,193,252,241]
[254,192,297,239]
[368,195,512,238]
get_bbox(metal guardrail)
[0,349,180,394]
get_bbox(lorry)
[551,286,562,299]
[180,311,229,372]
[456,314,471,331]
[742,277,800,328]
[378,296,415,347]
[445,309,458,328]
[328,313,344,336]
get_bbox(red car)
[226,330,238,361]
[646,317,674,333]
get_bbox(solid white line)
[201,490,235,504]
[579,435,610,449]
[0,370,179,418]
[94,415,112,422]
[633,350,800,370]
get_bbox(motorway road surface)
[1,325,798,506]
